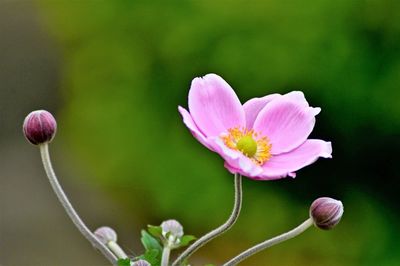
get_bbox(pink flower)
[178,74,332,180]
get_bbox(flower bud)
[94,226,117,244]
[310,197,344,230]
[161,219,184,239]
[131,259,151,266]
[23,110,57,145]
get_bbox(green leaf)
[180,258,190,266]
[117,258,131,266]
[147,225,163,239]
[141,230,162,252]
[138,249,161,266]
[178,235,196,248]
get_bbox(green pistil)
[236,136,257,157]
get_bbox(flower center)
[236,135,257,157]
[222,127,272,165]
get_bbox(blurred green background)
[1,0,400,265]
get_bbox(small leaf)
[138,249,161,266]
[141,230,162,252]
[178,235,197,248]
[147,225,163,238]
[180,258,190,266]
[117,258,131,266]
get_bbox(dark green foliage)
[137,249,160,266]
[141,230,162,253]
[147,225,163,239]
[178,235,196,248]
[117,258,131,266]
[138,230,162,266]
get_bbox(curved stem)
[223,218,314,266]
[39,143,118,265]
[161,246,171,266]
[107,241,128,259]
[172,174,243,266]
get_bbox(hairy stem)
[223,218,314,266]
[107,241,128,259]
[161,246,171,266]
[172,174,243,266]
[39,143,118,265]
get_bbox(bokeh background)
[1,0,399,265]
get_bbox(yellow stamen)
[221,127,272,165]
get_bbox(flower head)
[161,219,184,247]
[310,197,344,230]
[23,110,57,145]
[179,74,332,180]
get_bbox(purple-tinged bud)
[161,219,184,239]
[94,226,117,244]
[131,259,151,266]
[23,110,57,145]
[310,197,344,230]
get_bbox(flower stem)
[172,174,243,266]
[39,143,118,265]
[161,246,171,266]
[107,241,128,259]
[223,218,314,266]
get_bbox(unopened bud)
[131,259,151,266]
[23,110,57,145]
[310,197,344,230]
[94,226,117,244]
[161,219,184,239]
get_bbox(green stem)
[172,174,243,266]
[223,218,314,266]
[39,143,118,265]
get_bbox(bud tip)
[23,110,57,145]
[94,226,117,244]
[310,197,344,230]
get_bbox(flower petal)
[284,91,321,116]
[243,94,280,129]
[188,74,245,137]
[178,106,214,151]
[207,137,263,177]
[284,91,309,106]
[253,92,321,154]
[255,139,332,180]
